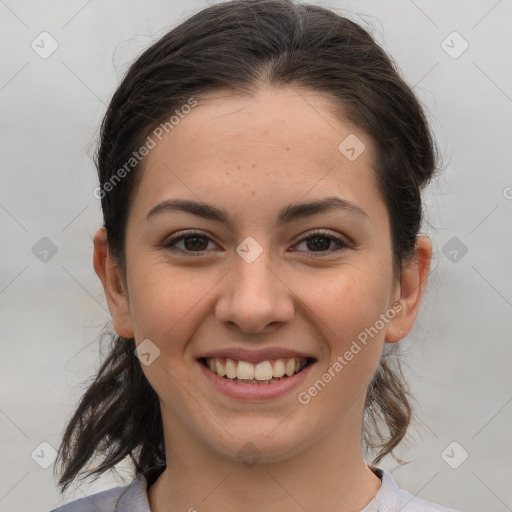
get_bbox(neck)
[148,410,382,512]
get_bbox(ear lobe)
[385,235,432,343]
[93,227,134,339]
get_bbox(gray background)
[1,1,511,511]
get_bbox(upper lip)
[199,347,317,364]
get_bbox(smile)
[200,356,311,384]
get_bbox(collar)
[114,464,397,512]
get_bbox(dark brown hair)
[54,0,438,493]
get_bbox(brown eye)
[292,229,349,256]
[163,231,217,254]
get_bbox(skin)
[93,86,431,512]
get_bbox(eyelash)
[162,229,349,257]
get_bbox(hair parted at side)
[54,0,438,493]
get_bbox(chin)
[204,421,313,466]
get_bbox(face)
[96,86,429,465]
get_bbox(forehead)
[158,87,374,166]
[132,86,382,222]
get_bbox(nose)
[214,246,295,334]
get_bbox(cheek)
[299,265,393,342]
[127,262,220,346]
[127,264,218,401]
[297,266,392,394]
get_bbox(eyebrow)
[146,196,368,226]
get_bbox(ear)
[385,235,432,343]
[93,227,134,339]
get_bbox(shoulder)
[396,489,458,512]
[49,474,148,512]
[49,485,126,512]
[366,467,458,512]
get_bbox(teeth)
[225,358,237,379]
[273,359,285,377]
[237,361,255,380]
[205,356,308,381]
[285,359,295,376]
[254,361,273,380]
[215,359,226,377]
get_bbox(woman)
[50,0,456,510]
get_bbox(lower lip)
[198,360,315,400]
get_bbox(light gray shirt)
[49,466,458,511]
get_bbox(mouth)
[198,356,315,384]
